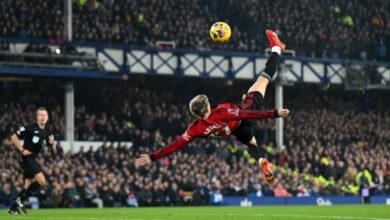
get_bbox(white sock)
[271,46,281,55]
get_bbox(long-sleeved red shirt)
[150,103,278,161]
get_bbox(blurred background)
[0,0,389,208]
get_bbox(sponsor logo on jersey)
[34,131,39,134]
[210,125,231,137]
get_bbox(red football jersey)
[150,103,277,161]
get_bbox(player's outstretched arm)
[221,108,289,121]
[135,132,196,167]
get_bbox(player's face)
[37,110,49,125]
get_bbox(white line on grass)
[5,212,390,220]
[146,212,390,220]
[160,212,390,220]
[134,212,390,220]
[271,214,390,220]
[5,217,165,220]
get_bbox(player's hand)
[277,108,290,118]
[48,135,55,145]
[135,154,152,166]
[21,149,32,156]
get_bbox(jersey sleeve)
[15,125,31,139]
[150,125,199,161]
[219,108,278,121]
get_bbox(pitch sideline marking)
[4,212,390,220]
[271,214,390,220]
[3,217,164,220]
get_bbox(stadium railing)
[0,37,390,88]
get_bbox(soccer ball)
[210,22,231,43]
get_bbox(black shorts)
[19,156,42,179]
[238,91,266,111]
[233,91,266,144]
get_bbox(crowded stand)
[0,0,389,61]
[0,78,389,207]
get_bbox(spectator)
[209,184,223,206]
[274,183,293,197]
[62,182,82,208]
[84,183,103,208]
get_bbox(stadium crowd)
[0,78,389,207]
[0,0,389,61]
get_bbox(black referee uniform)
[15,123,53,179]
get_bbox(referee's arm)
[11,133,24,153]
[12,126,31,155]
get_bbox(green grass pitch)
[1,205,389,220]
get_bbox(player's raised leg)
[246,136,275,184]
[248,29,286,97]
[239,29,285,185]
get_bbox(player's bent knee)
[35,179,46,187]
[248,76,269,97]
[39,180,47,187]
[35,173,47,187]
[37,178,47,187]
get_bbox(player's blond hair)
[36,107,48,116]
[189,94,209,118]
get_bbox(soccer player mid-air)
[8,107,57,214]
[136,29,288,184]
